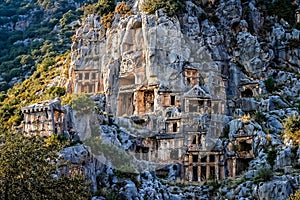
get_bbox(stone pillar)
[216,161,219,180]
[232,158,236,178]
[206,164,210,179]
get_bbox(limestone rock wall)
[66,0,300,197]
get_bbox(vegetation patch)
[101,12,115,29]
[264,77,275,93]
[0,132,91,199]
[141,0,185,17]
[253,168,273,183]
[283,115,300,146]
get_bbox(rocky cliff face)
[66,0,300,199]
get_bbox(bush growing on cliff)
[115,1,132,16]
[71,94,96,114]
[84,136,135,173]
[141,0,184,17]
[264,77,275,93]
[266,145,277,168]
[254,111,266,125]
[253,168,273,183]
[101,12,115,29]
[97,0,115,16]
[289,189,300,200]
[283,115,300,146]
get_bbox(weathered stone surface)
[235,32,265,78]
[255,179,293,200]
[274,147,292,170]
[118,180,139,200]
[61,144,106,191]
[19,0,300,198]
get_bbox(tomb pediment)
[184,85,210,98]
[158,85,172,93]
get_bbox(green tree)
[0,133,91,199]
[283,115,300,146]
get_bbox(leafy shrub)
[141,0,184,17]
[94,187,118,200]
[254,168,273,182]
[84,136,133,169]
[283,115,300,146]
[115,164,137,178]
[46,86,66,97]
[0,133,91,199]
[83,4,97,16]
[38,58,55,72]
[101,12,114,29]
[97,0,115,16]
[115,1,132,16]
[264,77,275,93]
[254,111,266,125]
[289,189,300,200]
[205,178,220,190]
[71,94,95,114]
[266,145,277,167]
[60,10,79,26]
[20,55,34,66]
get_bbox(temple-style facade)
[21,99,73,136]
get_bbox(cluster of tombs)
[21,59,261,183]
[66,59,259,182]
[21,69,259,183]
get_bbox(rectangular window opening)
[210,166,215,179]
[172,123,177,132]
[192,155,198,163]
[171,96,175,105]
[78,73,83,80]
[85,73,89,80]
[92,73,96,80]
[192,166,198,181]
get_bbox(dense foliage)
[0,53,70,130]
[0,133,91,199]
[0,0,87,91]
[283,115,300,146]
[141,0,185,17]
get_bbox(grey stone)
[256,180,293,200]
[274,147,292,170]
